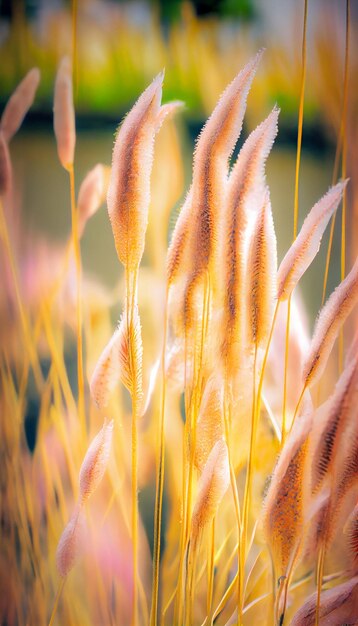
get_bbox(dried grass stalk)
[79,420,114,502]
[53,57,75,170]
[1,68,40,142]
[303,256,358,387]
[277,181,347,300]
[290,576,358,626]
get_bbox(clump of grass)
[1,2,357,626]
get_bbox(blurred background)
[0,0,357,321]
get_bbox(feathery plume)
[78,164,109,236]
[311,355,358,492]
[1,68,40,142]
[277,182,347,300]
[303,256,358,387]
[221,107,279,367]
[90,307,143,407]
[290,576,358,626]
[332,428,358,511]
[79,420,114,502]
[107,72,180,271]
[263,408,312,580]
[182,53,263,317]
[53,57,75,170]
[56,509,84,577]
[166,188,193,284]
[346,503,358,572]
[90,326,123,409]
[190,439,230,542]
[246,190,277,347]
[195,377,224,472]
[0,131,11,195]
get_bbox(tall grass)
[1,3,358,626]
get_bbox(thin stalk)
[321,0,350,307]
[71,0,78,97]
[68,164,85,435]
[288,382,307,437]
[126,267,140,626]
[314,543,325,626]
[185,274,210,546]
[240,342,258,622]
[282,0,308,446]
[0,199,44,390]
[255,299,280,426]
[222,378,242,623]
[281,294,291,448]
[207,518,216,620]
[185,538,198,626]
[48,577,66,626]
[150,285,169,626]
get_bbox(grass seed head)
[1,68,40,142]
[79,420,114,503]
[277,181,347,300]
[53,57,75,170]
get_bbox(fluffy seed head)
[56,509,84,577]
[290,576,358,626]
[221,107,279,368]
[79,420,114,502]
[310,355,358,493]
[78,164,109,236]
[53,57,75,170]
[263,409,312,579]
[277,181,347,300]
[0,131,11,195]
[107,72,173,270]
[191,439,230,542]
[303,255,358,387]
[246,190,277,347]
[195,377,224,472]
[1,68,40,142]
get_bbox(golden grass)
[1,5,358,626]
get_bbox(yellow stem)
[48,577,66,626]
[240,342,258,621]
[314,543,325,626]
[68,164,85,435]
[207,518,216,619]
[0,199,44,390]
[281,295,291,448]
[149,286,169,626]
[282,0,308,455]
[125,267,140,626]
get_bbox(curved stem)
[68,164,85,435]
